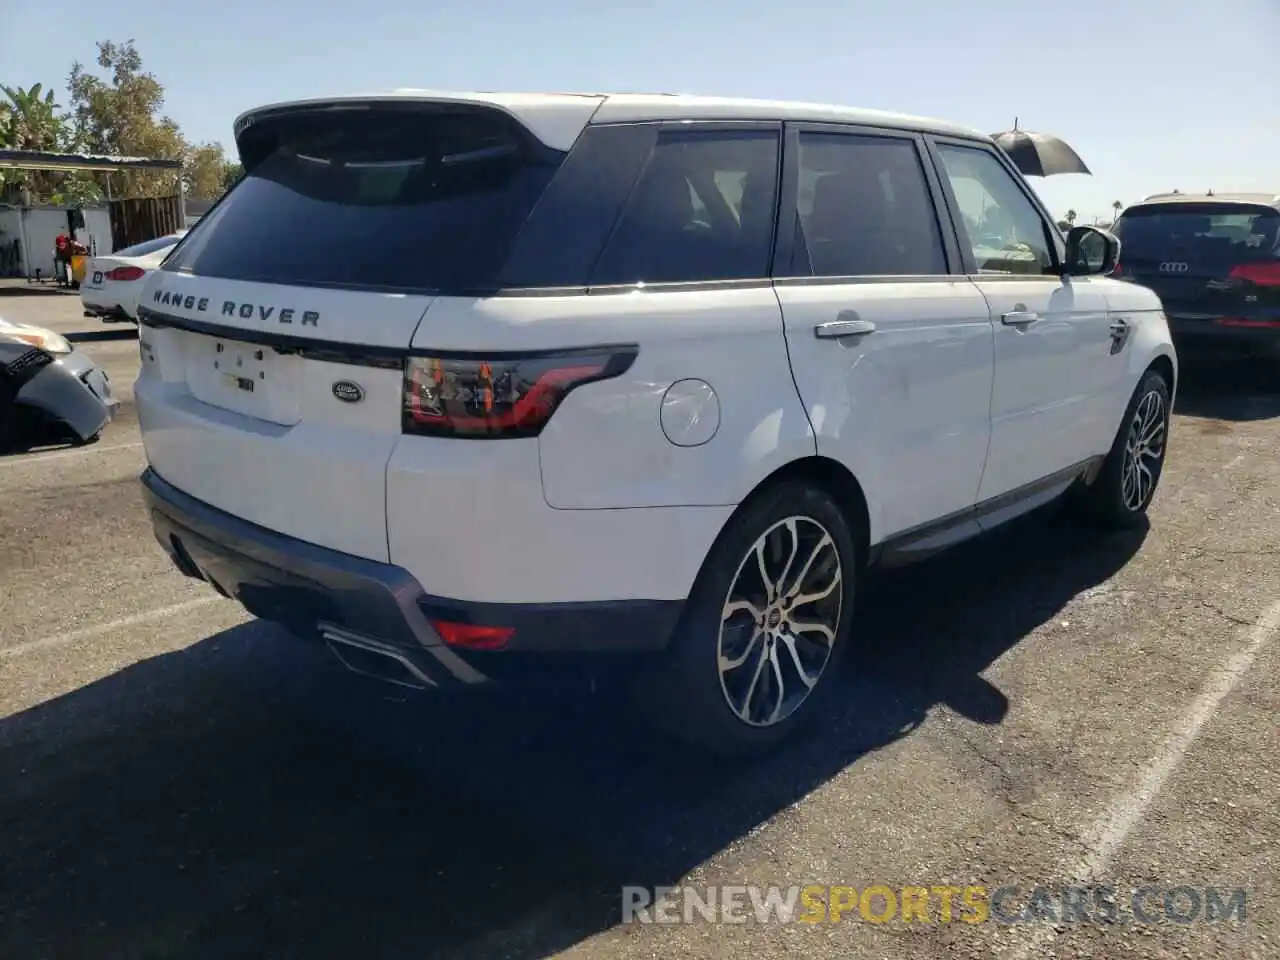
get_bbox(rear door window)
[588,128,780,286]
[788,131,948,277]
[1112,204,1280,272]
[162,107,563,294]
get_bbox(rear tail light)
[1228,262,1280,286]
[402,346,638,439]
[104,266,146,282]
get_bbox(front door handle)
[1001,310,1040,327]
[815,312,877,339]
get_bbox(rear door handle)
[1001,310,1040,327]
[815,312,877,339]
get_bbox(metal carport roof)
[0,149,182,173]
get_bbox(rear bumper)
[141,468,683,688]
[1168,315,1280,357]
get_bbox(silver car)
[0,316,120,451]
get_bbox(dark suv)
[1111,193,1280,358]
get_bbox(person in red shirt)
[53,232,71,284]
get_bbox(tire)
[629,481,859,757]
[0,380,15,453]
[1079,369,1172,529]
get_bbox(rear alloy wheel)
[631,482,858,756]
[1080,369,1171,528]
[718,517,843,728]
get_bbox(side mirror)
[1063,225,1120,277]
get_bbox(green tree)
[1,83,64,149]
[184,141,235,199]
[66,39,186,199]
[4,40,238,205]
[1064,209,1078,226]
[0,83,68,199]
[221,161,243,193]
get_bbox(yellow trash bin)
[70,254,88,287]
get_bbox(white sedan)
[81,231,187,324]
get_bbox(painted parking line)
[0,440,143,469]
[0,597,220,660]
[1006,598,1280,959]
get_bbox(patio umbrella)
[991,122,1092,177]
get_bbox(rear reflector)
[430,620,514,650]
[1215,317,1280,328]
[105,265,146,282]
[1228,262,1280,287]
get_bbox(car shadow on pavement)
[1173,356,1280,422]
[0,504,1146,960]
[67,328,139,344]
[0,283,78,298]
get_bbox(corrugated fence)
[109,195,184,250]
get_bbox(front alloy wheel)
[1121,387,1166,512]
[717,517,842,727]
[1080,368,1172,529]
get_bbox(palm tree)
[1112,200,1123,216]
[0,84,68,201]
[1065,209,1078,226]
[1,83,63,151]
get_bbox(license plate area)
[184,334,302,425]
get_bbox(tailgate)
[134,96,575,562]
[137,276,434,561]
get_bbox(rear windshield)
[1112,203,1279,265]
[162,107,563,293]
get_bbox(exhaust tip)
[321,623,438,690]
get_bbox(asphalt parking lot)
[1,284,1278,960]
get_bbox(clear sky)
[3,0,1276,223]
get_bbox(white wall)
[19,208,69,278]
[2,205,113,277]
[81,207,113,257]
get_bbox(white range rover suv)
[136,91,1176,755]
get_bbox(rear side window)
[789,132,947,277]
[116,235,181,258]
[588,129,780,286]
[163,107,563,293]
[1112,204,1280,265]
